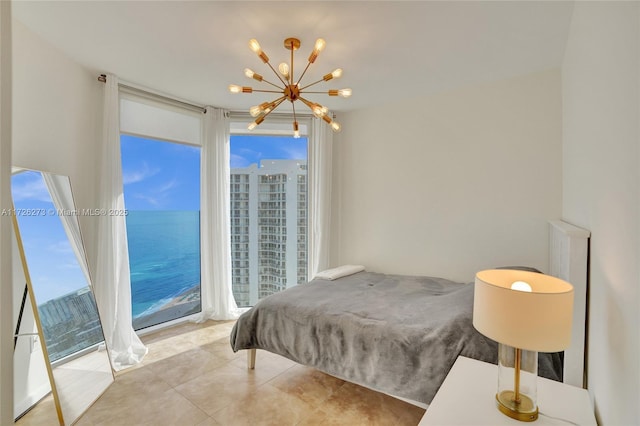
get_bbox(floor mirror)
[11,168,114,425]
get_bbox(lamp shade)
[473,269,574,353]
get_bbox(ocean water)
[125,210,201,319]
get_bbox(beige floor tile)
[16,320,426,426]
[194,416,221,426]
[179,322,234,345]
[139,321,233,366]
[83,384,208,426]
[200,337,243,362]
[90,389,208,426]
[78,367,171,423]
[74,413,95,426]
[174,363,262,416]
[211,383,314,426]
[229,349,297,385]
[140,335,201,365]
[268,364,345,406]
[147,346,232,388]
[297,381,426,426]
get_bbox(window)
[121,135,201,330]
[229,133,308,307]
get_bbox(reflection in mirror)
[11,169,114,425]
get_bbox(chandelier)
[229,37,351,137]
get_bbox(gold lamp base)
[496,391,539,422]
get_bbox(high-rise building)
[38,287,99,329]
[37,287,104,361]
[230,159,307,307]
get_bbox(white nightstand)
[419,356,596,425]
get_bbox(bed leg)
[247,348,256,369]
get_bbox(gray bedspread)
[230,271,562,404]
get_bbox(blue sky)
[121,134,308,210]
[11,171,88,303]
[230,135,308,169]
[121,135,201,211]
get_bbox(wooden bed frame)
[245,220,591,393]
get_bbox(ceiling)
[13,1,575,114]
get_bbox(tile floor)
[17,320,426,425]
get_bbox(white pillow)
[315,264,365,280]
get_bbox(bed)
[230,220,590,406]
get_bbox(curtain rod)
[97,74,320,119]
[98,74,206,114]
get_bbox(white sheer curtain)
[94,74,147,370]
[196,107,246,321]
[42,173,92,287]
[308,117,333,279]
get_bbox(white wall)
[0,2,13,424]
[332,69,562,282]
[562,2,640,425]
[10,20,101,419]
[12,20,101,264]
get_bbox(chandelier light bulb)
[312,105,325,118]
[314,38,326,53]
[338,88,352,98]
[308,38,326,63]
[244,68,263,82]
[249,38,269,62]
[322,114,341,132]
[278,62,290,80]
[323,68,343,81]
[248,39,261,54]
[293,121,300,138]
[247,115,265,131]
[229,85,252,94]
[249,105,262,117]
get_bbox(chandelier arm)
[257,97,287,123]
[290,41,295,85]
[270,95,287,105]
[265,61,289,87]
[301,90,334,94]
[292,101,298,124]
[252,89,286,94]
[297,96,315,110]
[295,61,313,87]
[298,96,313,109]
[298,79,325,91]
[298,96,328,110]
[261,78,286,90]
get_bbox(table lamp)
[473,269,574,422]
